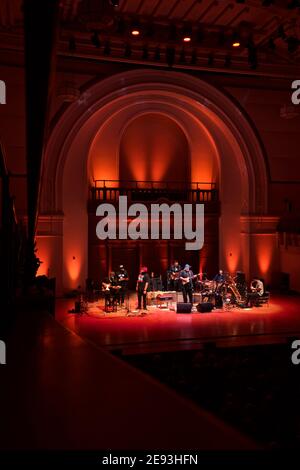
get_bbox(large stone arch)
[39,70,269,293]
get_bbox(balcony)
[89,180,219,213]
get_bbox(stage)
[55,293,300,355]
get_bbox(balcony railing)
[90,180,218,206]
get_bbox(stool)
[156,295,174,309]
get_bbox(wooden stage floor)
[55,293,300,354]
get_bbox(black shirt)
[137,272,150,292]
[116,270,128,286]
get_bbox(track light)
[182,24,192,43]
[231,32,240,47]
[131,20,140,36]
[91,31,101,48]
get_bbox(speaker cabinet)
[176,302,192,313]
[197,302,214,313]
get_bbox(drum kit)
[196,273,247,309]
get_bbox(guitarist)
[179,264,194,303]
[168,260,182,291]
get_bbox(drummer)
[213,269,225,284]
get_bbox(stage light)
[110,0,119,7]
[91,31,101,48]
[231,32,240,47]
[131,20,140,36]
[182,24,192,43]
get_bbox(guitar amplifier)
[176,302,192,314]
[197,302,214,313]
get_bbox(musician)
[168,260,182,291]
[246,279,264,307]
[116,264,129,305]
[109,271,121,305]
[179,264,194,303]
[102,276,112,307]
[136,266,150,311]
[213,269,225,284]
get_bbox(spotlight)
[182,23,192,43]
[110,0,119,7]
[131,20,140,36]
[232,32,240,47]
[91,31,101,48]
[68,36,76,52]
